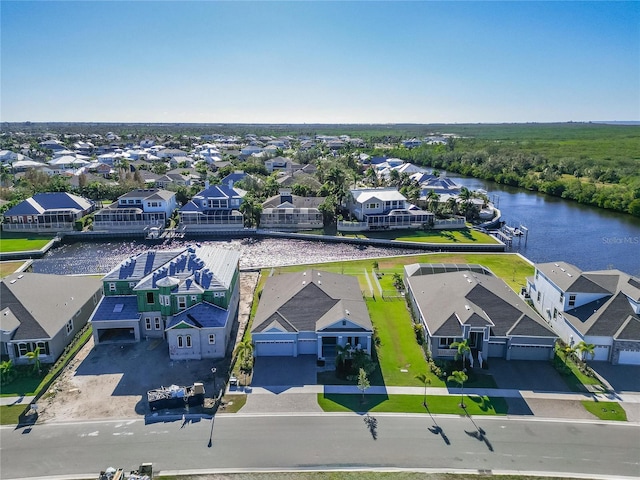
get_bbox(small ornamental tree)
[358,368,370,403]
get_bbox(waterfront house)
[405,264,557,362]
[260,190,324,231]
[1,273,102,366]
[92,188,177,232]
[339,187,433,232]
[527,262,640,365]
[89,245,240,360]
[178,183,244,231]
[251,270,373,358]
[2,192,96,232]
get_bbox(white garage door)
[254,340,295,357]
[618,350,640,365]
[593,345,610,361]
[510,345,553,361]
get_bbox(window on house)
[186,335,192,348]
[66,319,73,335]
[177,336,183,348]
[553,308,558,319]
[145,318,152,330]
[36,341,50,356]
[109,283,116,292]
[569,294,576,307]
[535,271,539,280]
[209,334,215,344]
[17,343,29,357]
[560,293,564,303]
[155,317,161,330]
[129,282,137,288]
[537,291,541,302]
[146,292,154,304]
[191,295,197,302]
[438,337,456,347]
[178,296,186,309]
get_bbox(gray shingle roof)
[1,273,102,340]
[406,267,554,339]
[252,270,372,334]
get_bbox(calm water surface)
[451,175,640,275]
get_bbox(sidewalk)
[229,383,640,403]
[0,395,35,407]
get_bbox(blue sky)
[1,1,638,123]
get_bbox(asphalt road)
[1,414,639,479]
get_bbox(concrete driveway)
[250,355,318,388]
[589,362,640,392]
[485,359,570,392]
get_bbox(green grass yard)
[318,393,508,415]
[581,401,627,421]
[342,228,497,244]
[365,298,435,387]
[0,232,54,253]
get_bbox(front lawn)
[318,393,508,415]
[0,233,54,253]
[0,405,28,425]
[581,401,627,421]
[365,298,435,387]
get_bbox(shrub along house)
[404,263,557,363]
[251,270,373,359]
[1,272,102,365]
[89,245,240,360]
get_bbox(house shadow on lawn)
[321,393,390,413]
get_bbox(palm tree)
[415,373,431,407]
[448,370,468,408]
[25,346,41,375]
[0,360,15,384]
[239,195,262,227]
[450,339,471,370]
[335,343,352,369]
[576,341,595,364]
[234,339,253,385]
[426,190,440,214]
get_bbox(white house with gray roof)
[251,270,373,359]
[405,264,557,362]
[528,261,640,364]
[1,273,102,365]
[92,188,177,232]
[340,188,433,232]
[89,245,240,360]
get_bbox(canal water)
[450,175,640,275]
[30,179,640,277]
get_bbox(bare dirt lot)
[37,272,259,423]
